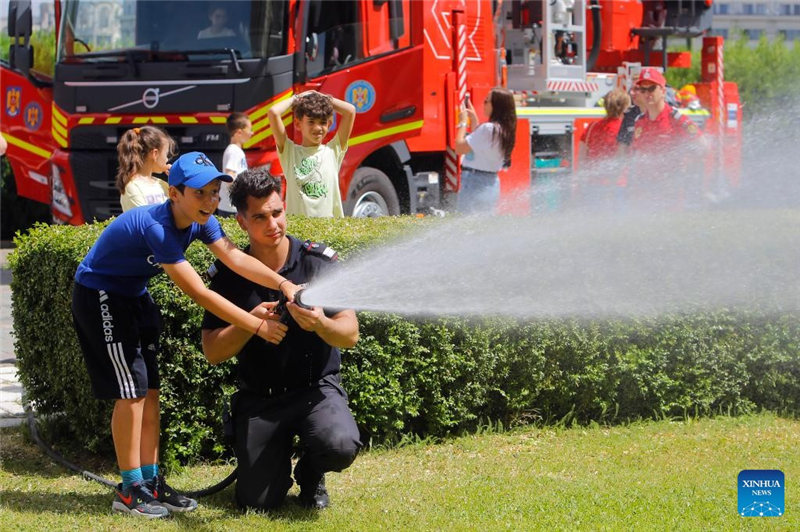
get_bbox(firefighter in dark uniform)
[201,168,361,511]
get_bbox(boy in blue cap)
[71,151,300,518]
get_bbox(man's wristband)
[255,319,265,337]
[278,278,290,290]
[456,122,467,129]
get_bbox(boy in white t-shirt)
[268,91,356,217]
[218,112,253,215]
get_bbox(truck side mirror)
[8,0,34,75]
[388,0,405,41]
[305,32,318,61]
[374,0,405,41]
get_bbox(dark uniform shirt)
[617,105,642,146]
[201,235,341,396]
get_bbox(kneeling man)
[201,168,361,510]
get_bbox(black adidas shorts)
[71,283,162,400]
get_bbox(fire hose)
[24,401,237,497]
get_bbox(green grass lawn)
[1,413,797,530]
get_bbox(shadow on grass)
[197,484,321,522]
[1,426,116,481]
[0,489,113,515]
[0,488,242,526]
[240,494,322,523]
[0,486,321,524]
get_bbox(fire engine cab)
[1,0,740,224]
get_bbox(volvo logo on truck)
[142,88,160,109]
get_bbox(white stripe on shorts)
[115,342,137,398]
[107,342,135,398]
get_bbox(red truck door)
[1,0,56,204]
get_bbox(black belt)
[240,383,303,400]
[239,374,339,400]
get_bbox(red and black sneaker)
[148,474,198,513]
[112,482,169,518]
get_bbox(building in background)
[74,2,123,49]
[711,1,800,44]
[36,1,54,31]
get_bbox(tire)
[344,167,401,217]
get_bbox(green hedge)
[10,217,800,466]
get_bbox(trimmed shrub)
[10,217,800,467]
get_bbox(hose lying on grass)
[24,401,236,497]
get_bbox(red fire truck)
[2,0,740,224]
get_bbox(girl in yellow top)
[117,126,175,212]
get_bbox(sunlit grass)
[2,413,798,530]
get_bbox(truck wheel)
[345,167,400,217]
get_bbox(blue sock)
[121,467,144,490]
[141,463,158,482]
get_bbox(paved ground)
[0,245,25,427]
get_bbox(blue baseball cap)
[168,152,232,188]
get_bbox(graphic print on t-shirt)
[295,156,328,200]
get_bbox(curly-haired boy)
[268,91,356,217]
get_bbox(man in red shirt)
[631,67,700,152]
[629,67,704,209]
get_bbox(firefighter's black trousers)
[232,374,361,510]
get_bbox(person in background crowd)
[197,5,236,39]
[117,126,175,212]
[630,67,701,153]
[628,67,704,209]
[218,112,253,216]
[580,88,631,163]
[576,88,631,208]
[454,87,517,214]
[268,90,356,217]
[617,83,645,152]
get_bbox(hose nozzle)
[274,288,312,325]
[293,288,311,310]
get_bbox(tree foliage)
[667,33,800,118]
[0,29,56,77]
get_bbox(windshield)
[57,0,287,61]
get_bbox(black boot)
[294,461,329,509]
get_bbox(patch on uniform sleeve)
[303,239,339,261]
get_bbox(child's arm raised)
[162,261,281,342]
[330,96,356,150]
[206,236,300,300]
[267,94,297,153]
